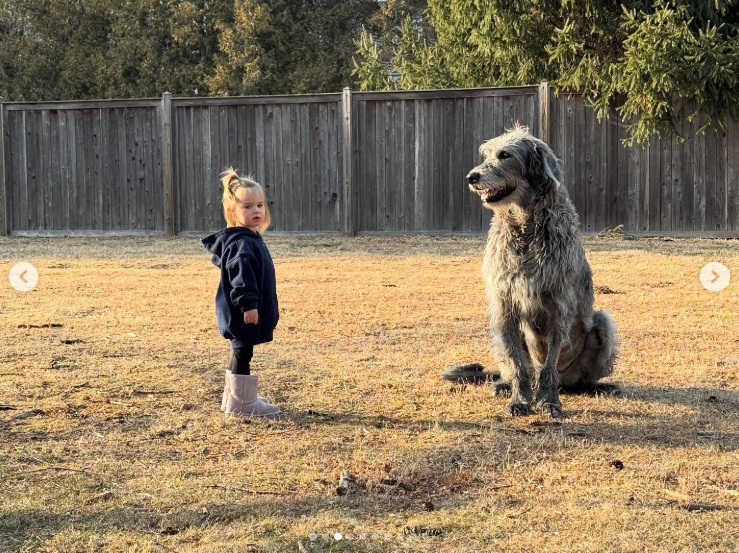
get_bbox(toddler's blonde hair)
[220,167,271,232]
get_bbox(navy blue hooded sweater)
[201,227,279,347]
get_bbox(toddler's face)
[232,189,266,231]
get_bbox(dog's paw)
[505,401,531,417]
[492,381,511,397]
[535,402,564,418]
[593,383,623,397]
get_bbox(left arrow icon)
[9,262,39,292]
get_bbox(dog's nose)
[467,172,480,185]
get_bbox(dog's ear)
[527,140,561,191]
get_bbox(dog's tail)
[441,363,500,384]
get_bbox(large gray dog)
[443,124,619,418]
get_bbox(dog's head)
[466,124,561,211]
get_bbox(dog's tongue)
[481,189,498,201]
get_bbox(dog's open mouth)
[475,185,515,204]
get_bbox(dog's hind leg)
[561,311,620,394]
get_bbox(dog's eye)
[497,151,511,160]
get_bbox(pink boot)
[222,370,265,411]
[221,370,229,411]
[224,374,281,418]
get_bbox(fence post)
[161,92,175,235]
[341,87,354,235]
[538,80,550,145]
[0,97,7,236]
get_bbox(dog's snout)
[467,171,480,185]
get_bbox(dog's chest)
[483,230,551,313]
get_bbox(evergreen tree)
[355,0,739,143]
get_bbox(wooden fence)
[549,95,739,234]
[1,84,738,235]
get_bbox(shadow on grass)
[280,383,739,452]
[4,385,739,551]
[0,493,426,553]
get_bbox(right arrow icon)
[701,262,730,292]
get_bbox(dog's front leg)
[535,335,564,418]
[499,317,533,417]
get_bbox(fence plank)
[398,100,407,231]
[100,110,111,230]
[142,108,153,231]
[318,103,329,231]
[365,101,377,231]
[25,112,37,228]
[728,117,739,231]
[256,105,266,195]
[565,97,577,222]
[660,126,672,231]
[617,116,629,228]
[116,109,128,231]
[309,102,320,231]
[209,107,222,228]
[262,105,275,229]
[125,109,137,230]
[442,99,453,230]
[236,105,247,172]
[483,96,497,231]
[377,101,387,230]
[407,101,416,231]
[414,100,426,231]
[627,136,639,232]
[467,98,482,232]
[574,95,586,225]
[50,111,62,229]
[299,103,310,231]
[92,109,102,230]
[715,130,732,231]
[153,106,163,231]
[58,110,70,230]
[671,116,682,232]
[647,138,660,231]
[289,103,302,230]
[694,116,706,230]
[9,113,22,231]
[248,105,258,182]
[200,106,212,232]
[331,100,341,230]
[276,104,289,230]
[0,98,5,235]
[107,110,120,230]
[433,99,444,230]
[390,100,401,230]
[596,113,608,231]
[161,94,174,234]
[42,110,52,229]
[584,106,595,232]
[135,109,146,231]
[452,98,465,231]
[683,115,696,230]
[193,108,204,231]
[355,100,366,231]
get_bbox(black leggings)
[229,346,254,375]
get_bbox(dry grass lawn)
[1,234,739,553]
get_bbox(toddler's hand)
[244,309,259,325]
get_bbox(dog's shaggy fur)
[443,125,619,417]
